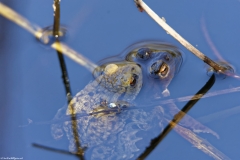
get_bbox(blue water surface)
[0,0,240,159]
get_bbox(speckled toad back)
[51,63,164,159]
[66,63,143,115]
[51,41,222,159]
[51,42,187,159]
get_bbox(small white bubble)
[108,103,117,108]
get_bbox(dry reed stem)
[0,2,97,72]
[134,0,231,75]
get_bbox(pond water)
[1,0,240,159]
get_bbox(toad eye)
[130,74,138,86]
[159,63,168,76]
[150,61,169,78]
[164,54,170,61]
[136,48,152,60]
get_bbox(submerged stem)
[0,3,97,72]
[53,0,73,104]
[52,1,84,159]
[138,74,215,159]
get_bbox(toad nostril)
[164,55,170,61]
[136,48,152,60]
[151,61,162,74]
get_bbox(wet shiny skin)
[51,41,219,160]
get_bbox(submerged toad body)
[52,62,165,159]
[67,63,142,115]
[52,41,224,160]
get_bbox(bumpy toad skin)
[126,47,182,97]
[66,63,143,115]
[51,42,220,159]
[98,41,183,98]
[52,63,165,159]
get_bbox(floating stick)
[134,0,233,75]
[150,86,240,105]
[52,1,85,159]
[0,2,97,72]
[52,0,73,103]
[137,74,218,159]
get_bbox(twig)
[134,0,230,74]
[52,1,85,160]
[172,123,230,160]
[0,2,97,73]
[32,143,84,157]
[51,42,97,71]
[52,0,73,103]
[0,2,42,38]
[137,74,216,159]
[149,85,240,105]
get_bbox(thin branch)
[32,143,84,158]
[149,85,240,105]
[0,3,42,38]
[52,1,84,160]
[172,123,230,160]
[0,2,97,72]
[52,42,97,72]
[0,3,90,159]
[134,0,234,76]
[137,74,215,159]
[52,0,73,103]
[53,0,61,37]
